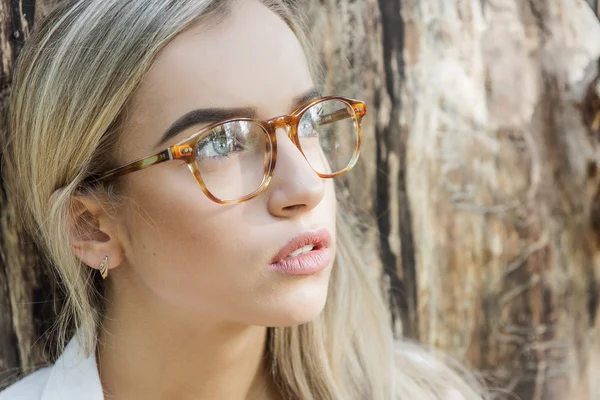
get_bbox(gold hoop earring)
[98,256,109,279]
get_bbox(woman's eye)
[298,104,326,138]
[212,134,234,155]
[196,122,253,159]
[299,120,317,137]
[299,116,319,137]
[198,133,234,158]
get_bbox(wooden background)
[2,1,600,399]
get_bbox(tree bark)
[2,1,600,399]
[400,2,600,399]
[1,0,38,384]
[302,0,600,398]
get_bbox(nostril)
[283,204,306,213]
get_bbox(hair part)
[4,1,485,398]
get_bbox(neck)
[97,282,280,400]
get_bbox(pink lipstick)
[268,229,332,275]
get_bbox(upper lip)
[270,228,332,263]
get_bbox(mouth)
[283,244,317,260]
[270,228,332,264]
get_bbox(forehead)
[125,0,314,137]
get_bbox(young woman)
[1,0,485,399]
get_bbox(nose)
[267,128,325,218]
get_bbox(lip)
[268,228,332,276]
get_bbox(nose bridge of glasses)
[267,115,295,138]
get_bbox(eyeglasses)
[85,96,366,204]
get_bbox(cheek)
[117,168,338,325]
[120,180,258,312]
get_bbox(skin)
[71,1,337,399]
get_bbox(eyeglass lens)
[193,99,358,201]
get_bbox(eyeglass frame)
[83,96,366,205]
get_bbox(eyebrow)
[157,88,322,147]
[292,88,322,110]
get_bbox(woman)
[1,0,485,399]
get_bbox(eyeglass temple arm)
[85,146,191,183]
[316,104,366,127]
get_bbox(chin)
[267,304,327,327]
[267,283,330,327]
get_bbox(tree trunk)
[300,0,600,398]
[401,2,600,399]
[1,0,41,383]
[2,1,600,399]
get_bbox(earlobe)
[98,255,109,279]
[70,195,124,276]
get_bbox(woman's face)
[109,0,336,327]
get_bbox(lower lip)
[268,248,331,276]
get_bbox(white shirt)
[0,336,104,400]
[0,336,470,400]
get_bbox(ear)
[70,195,124,276]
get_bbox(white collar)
[41,334,104,400]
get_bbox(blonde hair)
[3,0,486,398]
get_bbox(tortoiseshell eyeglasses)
[85,96,366,204]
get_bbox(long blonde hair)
[3,0,485,398]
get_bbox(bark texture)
[0,0,43,386]
[2,1,600,399]
[402,2,600,399]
